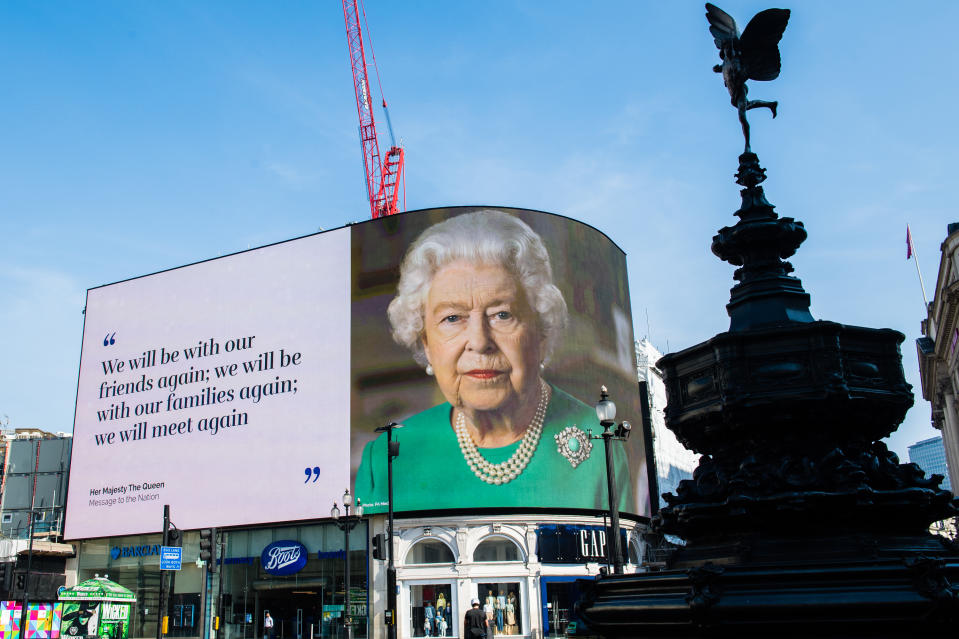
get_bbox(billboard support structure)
[157,504,170,639]
[374,421,402,639]
[638,381,660,518]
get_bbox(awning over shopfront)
[58,576,137,602]
[18,540,76,557]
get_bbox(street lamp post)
[591,386,632,575]
[331,489,362,639]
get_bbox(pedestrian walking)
[464,599,488,638]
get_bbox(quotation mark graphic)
[103,332,117,347]
[304,466,321,483]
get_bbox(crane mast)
[343,0,405,218]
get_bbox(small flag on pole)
[906,223,928,309]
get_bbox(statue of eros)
[706,3,790,153]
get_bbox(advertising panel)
[350,208,646,516]
[66,207,648,539]
[66,231,352,538]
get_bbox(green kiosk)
[58,576,136,639]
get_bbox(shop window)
[409,584,453,637]
[407,539,454,565]
[477,583,522,636]
[473,538,520,562]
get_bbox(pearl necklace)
[454,380,551,485]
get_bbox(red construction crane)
[342,0,405,219]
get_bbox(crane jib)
[342,0,405,219]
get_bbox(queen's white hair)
[387,210,568,368]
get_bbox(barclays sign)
[261,540,307,576]
[111,544,161,560]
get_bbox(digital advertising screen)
[65,207,649,539]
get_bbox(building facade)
[908,436,952,492]
[366,513,646,639]
[917,222,959,494]
[635,339,699,509]
[62,207,654,639]
[0,432,72,539]
[72,521,366,639]
[0,431,74,603]
[69,510,648,639]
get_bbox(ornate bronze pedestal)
[578,124,959,639]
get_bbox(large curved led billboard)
[65,207,649,539]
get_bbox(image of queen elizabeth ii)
[355,209,634,512]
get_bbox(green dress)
[356,385,634,513]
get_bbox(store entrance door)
[540,577,586,638]
[258,590,323,639]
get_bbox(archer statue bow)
[706,3,790,153]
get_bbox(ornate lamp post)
[331,489,362,639]
[591,386,632,575]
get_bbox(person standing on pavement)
[464,598,488,638]
[263,612,274,639]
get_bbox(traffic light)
[199,528,217,572]
[372,533,386,560]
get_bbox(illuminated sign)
[261,541,307,576]
[65,207,649,539]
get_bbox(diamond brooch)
[554,426,592,468]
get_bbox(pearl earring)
[426,364,434,376]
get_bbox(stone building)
[917,222,959,494]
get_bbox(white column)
[941,391,959,493]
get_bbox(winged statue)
[706,3,790,153]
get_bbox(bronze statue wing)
[705,3,739,50]
[739,8,790,81]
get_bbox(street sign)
[160,546,182,570]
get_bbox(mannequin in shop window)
[435,593,447,636]
[485,591,495,632]
[424,601,436,637]
[496,590,506,633]
[506,592,517,634]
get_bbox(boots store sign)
[261,541,307,576]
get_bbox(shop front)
[535,523,641,638]
[75,521,368,639]
[373,514,646,639]
[218,522,368,639]
[76,531,204,639]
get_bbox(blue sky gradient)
[1,1,954,461]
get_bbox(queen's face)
[422,260,543,419]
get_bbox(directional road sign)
[160,546,182,570]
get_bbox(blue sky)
[1,1,954,462]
